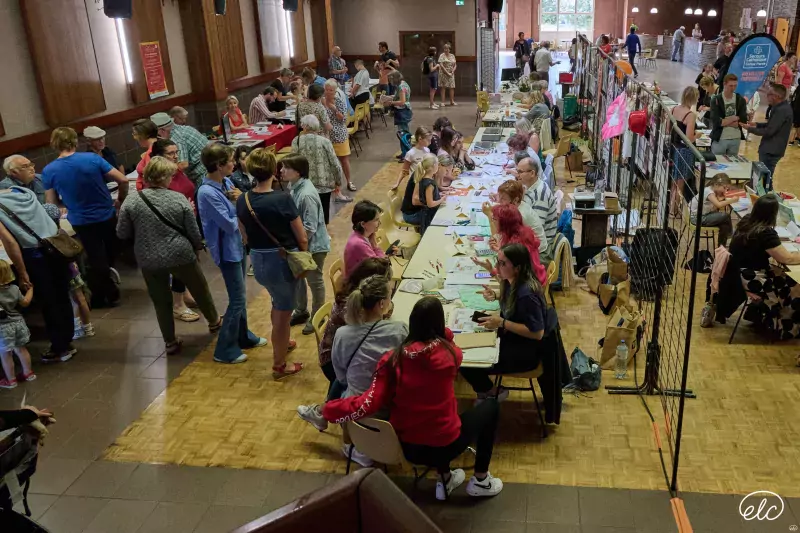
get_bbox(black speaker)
[283,0,298,12]
[104,0,132,18]
[214,0,226,15]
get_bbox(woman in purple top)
[343,200,398,277]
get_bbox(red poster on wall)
[139,41,169,99]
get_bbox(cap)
[680,26,685,30]
[83,126,106,139]
[150,112,173,128]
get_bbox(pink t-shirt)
[343,231,385,277]
[778,62,793,88]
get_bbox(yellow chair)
[378,202,421,248]
[543,135,578,181]
[311,301,332,347]
[347,113,362,156]
[375,228,407,281]
[387,190,420,231]
[354,103,370,139]
[370,88,388,127]
[329,257,344,293]
[475,90,491,126]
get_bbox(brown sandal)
[166,339,183,355]
[208,318,223,333]
[272,362,304,381]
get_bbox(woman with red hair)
[474,204,546,285]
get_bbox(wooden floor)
[104,130,800,497]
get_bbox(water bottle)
[614,340,629,379]
[594,179,604,208]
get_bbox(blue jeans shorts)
[250,248,298,311]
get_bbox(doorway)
[400,31,456,96]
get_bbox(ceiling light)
[684,7,692,14]
[650,7,657,13]
[708,9,717,16]
[631,6,639,12]
[694,8,702,14]
[757,9,767,17]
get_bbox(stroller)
[396,131,413,162]
[0,427,49,532]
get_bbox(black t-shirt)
[401,176,418,214]
[381,51,397,63]
[269,79,287,112]
[236,190,299,250]
[417,178,440,205]
[713,55,729,73]
[423,56,437,76]
[499,284,549,352]
[84,147,119,171]
[730,227,782,272]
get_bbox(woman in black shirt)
[725,195,800,364]
[237,148,308,380]
[403,154,444,235]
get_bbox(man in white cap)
[672,26,686,62]
[151,111,209,185]
[83,126,123,173]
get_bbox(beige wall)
[331,0,477,56]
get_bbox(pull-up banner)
[720,33,784,100]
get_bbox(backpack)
[563,347,601,392]
[422,57,431,75]
[397,131,413,160]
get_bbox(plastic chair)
[356,102,372,134]
[311,301,332,347]
[347,113,361,156]
[387,190,420,231]
[683,201,718,265]
[543,136,577,181]
[371,87,388,127]
[354,104,370,139]
[490,364,547,438]
[378,202,421,248]
[475,91,490,126]
[645,49,658,69]
[329,257,344,293]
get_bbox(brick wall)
[721,0,798,36]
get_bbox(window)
[541,0,593,39]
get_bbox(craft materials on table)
[458,287,500,311]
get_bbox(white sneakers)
[342,444,374,467]
[296,404,328,432]
[435,469,504,500]
[466,472,504,497]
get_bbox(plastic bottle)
[614,339,629,379]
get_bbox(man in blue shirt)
[43,127,129,308]
[624,26,642,78]
[1,155,46,204]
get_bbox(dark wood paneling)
[290,0,308,65]
[121,0,174,104]
[251,0,266,73]
[0,92,207,158]
[0,115,4,138]
[179,0,228,100]
[215,0,248,81]
[19,0,106,126]
[227,61,317,92]
[309,0,333,74]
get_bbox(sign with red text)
[139,41,169,99]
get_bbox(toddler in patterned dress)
[0,260,36,389]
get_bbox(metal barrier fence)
[574,34,704,496]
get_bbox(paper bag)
[607,247,629,284]
[566,150,584,172]
[598,277,630,315]
[598,305,642,369]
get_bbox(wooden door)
[775,18,790,49]
[400,31,456,96]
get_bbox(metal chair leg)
[345,444,354,474]
[728,301,749,344]
[530,379,548,439]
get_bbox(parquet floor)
[104,123,800,498]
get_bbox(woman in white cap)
[83,126,123,173]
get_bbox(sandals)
[173,308,200,322]
[166,338,183,355]
[288,339,297,352]
[272,362,304,381]
[347,182,357,192]
[209,318,223,333]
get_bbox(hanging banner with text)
[139,41,169,99]
[720,33,784,101]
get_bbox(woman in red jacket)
[322,296,504,501]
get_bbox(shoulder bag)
[139,190,204,251]
[328,321,380,400]
[243,192,317,279]
[0,202,82,261]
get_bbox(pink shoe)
[0,378,18,389]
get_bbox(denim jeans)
[295,251,327,321]
[215,260,260,362]
[759,153,781,190]
[711,139,741,156]
[251,248,298,311]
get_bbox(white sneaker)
[297,404,328,432]
[435,469,466,501]
[342,443,374,467]
[466,472,504,497]
[109,267,121,285]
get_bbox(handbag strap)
[139,190,192,244]
[343,321,381,372]
[0,201,46,246]
[244,192,286,253]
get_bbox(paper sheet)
[458,288,500,311]
[454,332,497,349]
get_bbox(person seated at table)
[133,118,159,191]
[83,126,124,173]
[322,296,505,501]
[230,146,254,192]
[436,153,456,191]
[391,126,432,191]
[516,89,545,111]
[505,134,543,177]
[690,173,735,246]
[343,200,398,277]
[486,180,547,253]
[473,204,546,284]
[349,59,372,109]
[430,117,452,154]
[403,154,443,235]
[289,80,305,102]
[439,128,475,172]
[516,157,558,252]
[716,194,800,366]
[296,257,393,431]
[224,96,249,131]
[515,105,549,162]
[696,63,716,105]
[461,243,562,424]
[302,67,328,88]
[248,87,287,125]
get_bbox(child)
[391,126,432,190]
[689,173,736,246]
[0,260,36,388]
[69,262,94,339]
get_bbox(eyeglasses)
[165,150,179,157]
[16,163,35,170]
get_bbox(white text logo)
[739,491,785,521]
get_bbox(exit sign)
[456,0,464,5]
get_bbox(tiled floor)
[4,57,793,532]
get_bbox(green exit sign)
[456,0,464,5]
